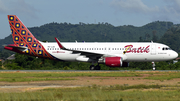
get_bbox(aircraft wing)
[55,38,103,60]
[71,50,103,60]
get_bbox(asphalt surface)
[0,70,179,72]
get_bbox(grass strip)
[0,77,75,82]
[0,85,180,100]
[0,71,180,82]
[144,72,180,80]
[0,71,141,78]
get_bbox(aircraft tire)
[95,65,101,70]
[90,65,95,70]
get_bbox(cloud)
[163,0,180,15]
[11,0,38,18]
[0,0,9,13]
[152,0,180,23]
[0,0,38,19]
[110,0,180,24]
[111,0,159,14]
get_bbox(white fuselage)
[40,42,178,62]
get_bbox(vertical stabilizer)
[7,15,54,59]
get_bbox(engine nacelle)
[105,57,122,67]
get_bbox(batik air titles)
[4,15,178,70]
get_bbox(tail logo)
[7,15,54,59]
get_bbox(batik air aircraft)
[4,15,178,70]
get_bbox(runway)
[0,70,179,72]
[0,70,179,92]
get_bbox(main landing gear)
[89,64,101,70]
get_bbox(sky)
[1,0,180,39]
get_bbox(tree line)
[1,53,179,70]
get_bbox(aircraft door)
[151,44,156,55]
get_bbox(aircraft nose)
[172,51,178,59]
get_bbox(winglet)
[55,37,66,50]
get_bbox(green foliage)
[159,25,180,52]
[129,62,152,70]
[4,62,23,70]
[1,85,180,100]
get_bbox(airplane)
[4,15,178,70]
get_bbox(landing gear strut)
[89,64,101,70]
[152,62,156,71]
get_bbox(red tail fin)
[7,15,54,59]
[8,15,38,45]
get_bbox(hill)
[159,24,180,52]
[29,21,173,42]
[0,21,175,57]
[0,21,173,43]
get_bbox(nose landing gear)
[152,62,156,70]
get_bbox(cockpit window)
[162,47,171,50]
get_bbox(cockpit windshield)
[162,47,171,50]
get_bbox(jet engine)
[104,57,122,67]
[98,57,129,67]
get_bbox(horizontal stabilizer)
[4,44,28,52]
